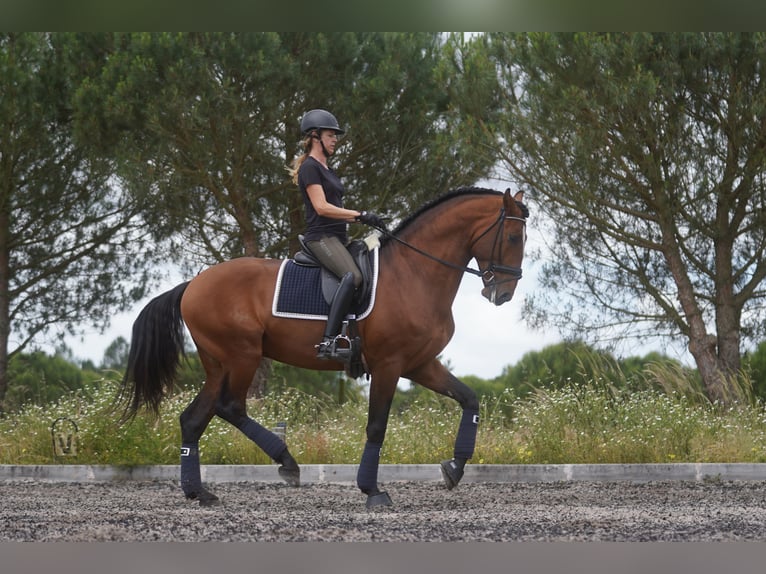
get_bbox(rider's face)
[320,130,339,154]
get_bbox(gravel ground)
[2,478,766,542]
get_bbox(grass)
[2,377,766,466]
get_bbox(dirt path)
[3,479,766,541]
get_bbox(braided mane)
[390,187,501,237]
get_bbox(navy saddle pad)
[272,248,379,320]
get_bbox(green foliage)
[3,376,766,466]
[513,383,766,464]
[492,340,693,400]
[486,33,766,402]
[5,351,102,412]
[744,341,766,400]
[74,32,499,266]
[267,362,365,404]
[0,32,163,409]
[100,336,129,370]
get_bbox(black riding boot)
[316,272,356,360]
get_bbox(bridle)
[475,210,526,285]
[379,206,526,288]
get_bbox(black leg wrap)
[180,443,220,506]
[357,441,382,494]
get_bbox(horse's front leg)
[405,359,480,491]
[357,369,398,509]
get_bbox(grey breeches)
[307,235,363,288]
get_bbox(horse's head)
[474,188,528,306]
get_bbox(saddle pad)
[272,247,379,321]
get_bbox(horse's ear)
[503,188,524,212]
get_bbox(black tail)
[117,281,191,420]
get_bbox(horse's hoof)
[440,459,464,490]
[278,465,301,487]
[186,488,221,507]
[199,494,221,507]
[366,491,393,509]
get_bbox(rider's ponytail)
[288,135,314,185]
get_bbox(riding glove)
[356,211,387,230]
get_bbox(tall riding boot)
[316,272,356,360]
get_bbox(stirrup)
[315,335,352,361]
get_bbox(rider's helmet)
[300,109,346,136]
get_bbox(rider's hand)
[356,211,387,230]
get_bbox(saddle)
[293,235,375,308]
[288,235,378,379]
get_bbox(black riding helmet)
[300,109,346,136]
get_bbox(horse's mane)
[382,186,527,245]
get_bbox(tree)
[5,350,96,411]
[100,336,129,371]
[78,33,500,265]
[0,33,159,411]
[486,33,766,403]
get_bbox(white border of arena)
[2,463,766,483]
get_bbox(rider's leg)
[306,236,363,360]
[306,235,363,287]
[316,271,356,359]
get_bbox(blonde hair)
[288,135,314,185]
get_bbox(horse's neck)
[387,208,479,300]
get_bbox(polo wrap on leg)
[239,418,287,461]
[356,441,383,493]
[454,408,480,461]
[180,442,202,495]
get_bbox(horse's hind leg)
[215,365,300,487]
[179,389,221,506]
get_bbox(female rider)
[289,109,385,360]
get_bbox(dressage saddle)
[293,235,375,308]
[292,235,375,379]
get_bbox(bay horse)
[118,187,528,508]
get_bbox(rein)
[375,208,526,284]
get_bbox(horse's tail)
[117,281,191,421]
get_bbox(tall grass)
[2,376,766,466]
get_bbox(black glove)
[356,211,387,230]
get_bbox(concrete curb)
[2,463,766,483]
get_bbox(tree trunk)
[0,207,10,412]
[247,357,272,399]
[660,219,740,404]
[688,333,736,404]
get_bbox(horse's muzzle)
[482,285,514,306]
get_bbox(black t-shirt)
[298,156,348,243]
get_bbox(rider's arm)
[306,184,361,222]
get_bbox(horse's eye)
[508,234,523,245]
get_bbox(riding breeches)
[307,235,363,288]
